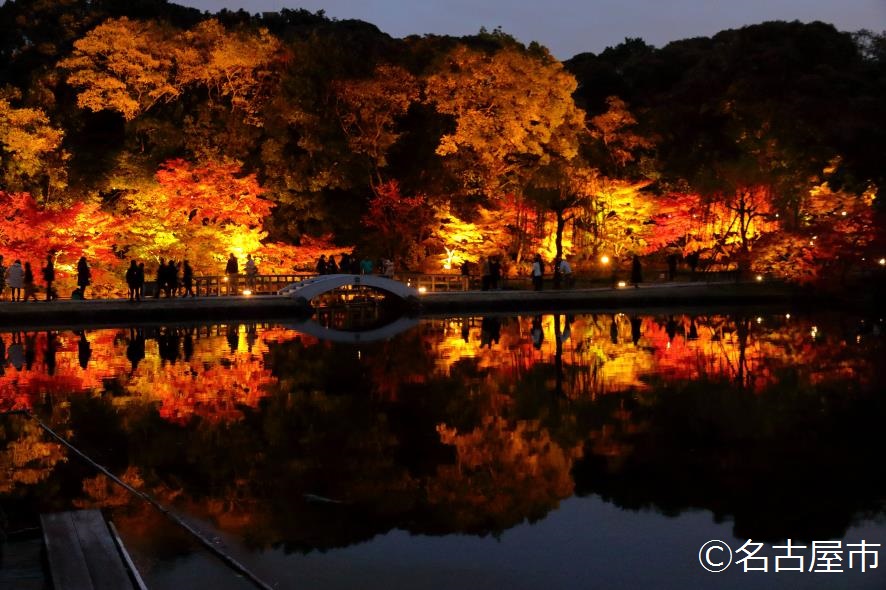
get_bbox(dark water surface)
[1,311,885,589]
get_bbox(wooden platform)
[40,510,138,590]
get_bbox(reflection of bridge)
[278,274,419,304]
[288,315,419,344]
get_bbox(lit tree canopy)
[425,45,586,197]
[0,97,68,197]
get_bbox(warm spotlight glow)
[755,274,763,281]
[617,281,627,288]
[785,313,791,320]
[242,289,252,296]
[756,317,763,324]
[418,286,427,294]
[600,255,610,265]
[879,258,886,266]
[223,276,229,282]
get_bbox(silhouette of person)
[155,258,166,298]
[42,254,56,300]
[45,331,57,376]
[8,332,24,371]
[631,316,643,346]
[531,316,544,349]
[531,254,544,291]
[125,260,138,301]
[136,263,145,301]
[158,328,179,363]
[610,315,619,344]
[225,253,239,295]
[246,323,257,352]
[126,328,146,372]
[6,260,23,301]
[182,260,195,297]
[25,332,36,369]
[23,262,38,301]
[165,260,178,298]
[666,316,677,342]
[78,331,92,369]
[667,253,678,281]
[77,256,91,298]
[631,255,643,288]
[227,324,239,352]
[183,327,194,362]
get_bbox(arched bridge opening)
[279,274,419,305]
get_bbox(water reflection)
[1,313,885,586]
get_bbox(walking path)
[0,281,805,329]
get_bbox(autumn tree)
[112,159,273,270]
[425,45,585,199]
[58,17,181,121]
[59,17,284,124]
[0,96,68,199]
[175,19,285,125]
[0,191,118,292]
[333,64,420,190]
[361,180,434,267]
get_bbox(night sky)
[181,0,886,58]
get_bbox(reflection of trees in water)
[0,314,884,552]
[571,376,886,541]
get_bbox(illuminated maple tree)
[113,158,276,271]
[0,191,119,294]
[361,180,434,266]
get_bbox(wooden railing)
[160,268,747,298]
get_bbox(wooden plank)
[41,511,136,590]
[70,510,135,590]
[40,512,94,590]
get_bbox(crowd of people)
[314,254,395,278]
[0,249,653,302]
[0,254,92,302]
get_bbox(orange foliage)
[0,191,119,295]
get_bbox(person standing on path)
[155,258,166,298]
[631,255,643,289]
[490,257,501,290]
[77,256,91,298]
[182,260,195,297]
[315,255,327,275]
[6,260,23,301]
[135,263,145,301]
[23,262,38,301]
[225,253,239,295]
[42,254,55,300]
[531,254,544,291]
[559,257,574,288]
[245,254,258,291]
[125,260,138,301]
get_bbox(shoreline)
[0,281,844,330]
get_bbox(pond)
[1,310,885,589]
